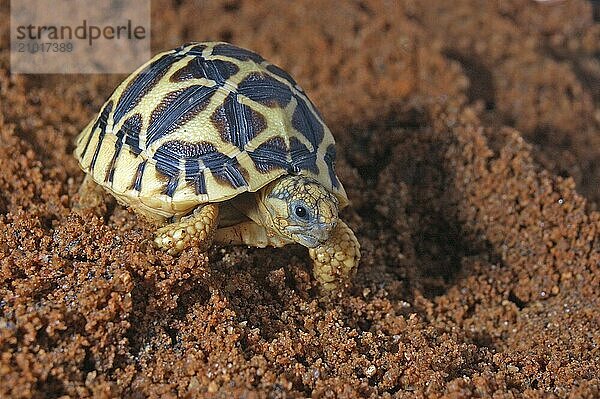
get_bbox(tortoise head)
[260,176,339,248]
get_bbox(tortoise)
[74,42,360,291]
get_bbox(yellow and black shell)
[75,42,347,220]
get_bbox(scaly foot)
[309,220,360,291]
[154,204,219,255]
[75,174,106,210]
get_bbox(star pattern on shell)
[75,41,346,217]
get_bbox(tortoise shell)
[75,42,347,220]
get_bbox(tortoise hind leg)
[154,204,219,255]
[75,174,107,210]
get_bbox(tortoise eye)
[294,205,308,219]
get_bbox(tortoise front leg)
[154,204,219,255]
[308,220,360,291]
[214,221,292,248]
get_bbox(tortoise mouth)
[285,224,332,248]
[294,233,321,248]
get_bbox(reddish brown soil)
[1,1,599,397]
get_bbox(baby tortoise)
[74,42,360,291]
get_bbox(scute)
[74,41,347,219]
[146,84,216,146]
[169,56,239,84]
[212,92,268,151]
[112,52,185,126]
[248,136,289,173]
[237,72,292,108]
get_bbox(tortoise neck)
[254,182,278,228]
